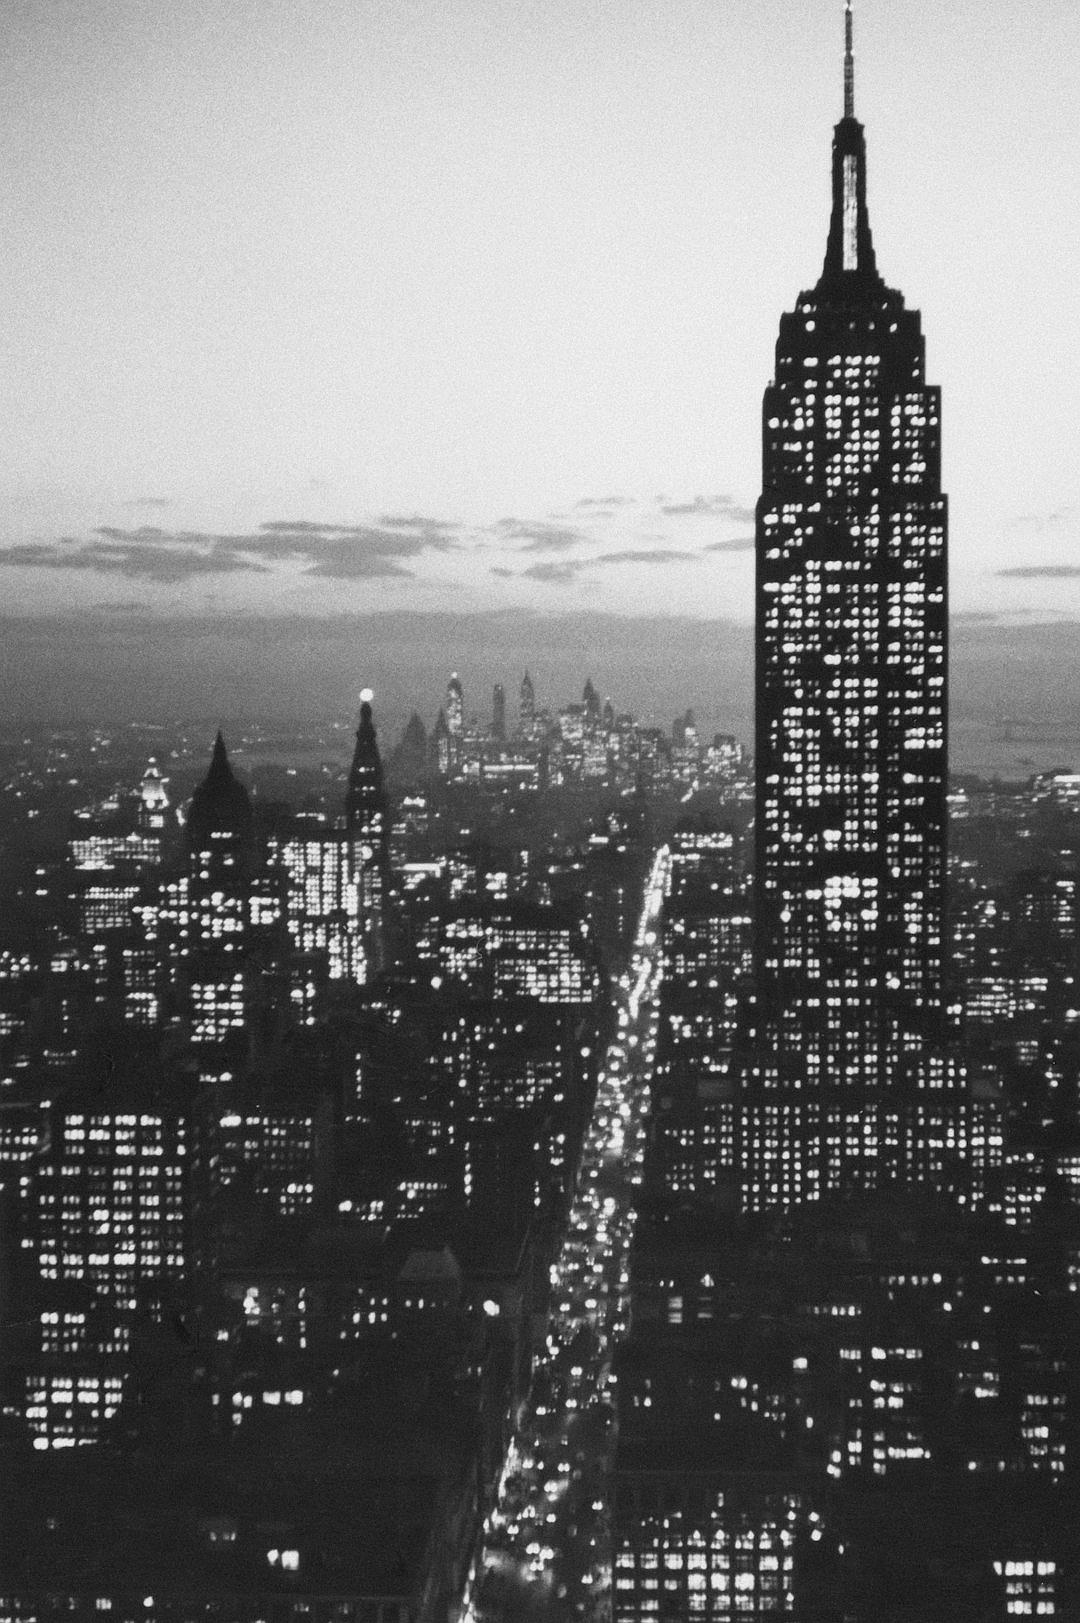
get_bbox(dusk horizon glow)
[0,0,1077,643]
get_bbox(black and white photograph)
[1,2,1079,1618]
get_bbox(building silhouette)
[185,732,257,1048]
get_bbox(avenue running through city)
[462,846,670,1622]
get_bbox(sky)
[0,0,1078,732]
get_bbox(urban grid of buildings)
[1,5,1080,1621]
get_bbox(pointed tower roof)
[817,0,883,299]
[402,711,427,748]
[346,698,387,830]
[187,732,253,850]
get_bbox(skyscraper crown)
[346,699,387,828]
[187,732,253,850]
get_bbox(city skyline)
[5,8,1080,1618]
[0,0,1077,654]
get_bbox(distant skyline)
[0,0,1077,641]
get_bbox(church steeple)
[187,731,253,851]
[818,0,882,296]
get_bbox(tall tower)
[492,682,506,742]
[185,732,256,1047]
[346,691,390,973]
[519,671,536,737]
[137,760,170,833]
[749,3,957,1199]
[446,673,464,738]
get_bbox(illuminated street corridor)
[461,846,670,1622]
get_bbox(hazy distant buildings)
[446,672,464,740]
[518,670,536,739]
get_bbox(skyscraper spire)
[186,730,253,851]
[346,692,387,831]
[819,0,879,293]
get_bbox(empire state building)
[743,3,983,1205]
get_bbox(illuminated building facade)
[613,1484,803,1623]
[428,706,449,777]
[185,733,256,1046]
[421,899,601,1005]
[137,759,171,833]
[651,822,749,1203]
[749,2,963,1198]
[345,696,390,976]
[23,1099,189,1449]
[273,820,363,988]
[446,672,464,739]
[69,776,169,947]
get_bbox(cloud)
[704,535,755,553]
[996,565,1080,579]
[490,566,516,578]
[492,519,586,552]
[257,520,344,536]
[521,560,587,585]
[85,520,453,578]
[376,513,461,534]
[230,528,425,564]
[93,518,455,554]
[594,548,698,567]
[660,494,755,523]
[120,497,171,510]
[94,525,171,542]
[0,540,264,580]
[253,529,454,561]
[0,544,70,566]
[301,546,414,580]
[574,495,634,509]
[498,545,701,581]
[255,520,459,560]
[0,516,458,584]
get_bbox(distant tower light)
[360,687,374,704]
